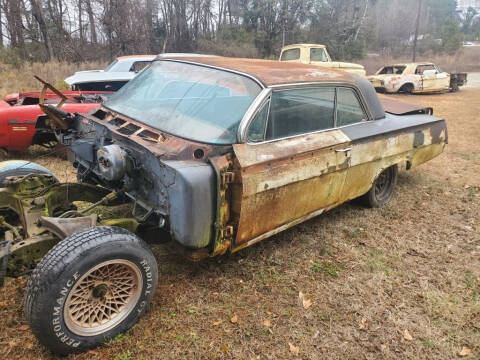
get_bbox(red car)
[0,90,111,152]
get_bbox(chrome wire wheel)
[64,259,143,336]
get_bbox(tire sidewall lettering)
[50,271,81,348]
[140,259,153,297]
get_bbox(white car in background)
[65,54,219,92]
[65,55,156,91]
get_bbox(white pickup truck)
[279,44,366,76]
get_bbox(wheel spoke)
[64,259,143,336]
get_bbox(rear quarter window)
[336,88,367,127]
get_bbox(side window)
[336,88,367,127]
[265,88,335,140]
[247,100,270,142]
[280,48,300,61]
[416,65,435,75]
[310,48,328,62]
[130,61,151,73]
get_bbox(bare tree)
[30,0,55,60]
[412,0,423,62]
[85,0,97,44]
[78,0,83,43]
[0,2,3,48]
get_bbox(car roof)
[116,55,156,61]
[155,53,220,59]
[383,63,434,67]
[282,44,326,49]
[160,56,355,87]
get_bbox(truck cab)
[279,44,366,76]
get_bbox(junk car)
[0,85,111,152]
[368,62,467,93]
[64,54,216,92]
[65,55,156,91]
[0,57,447,354]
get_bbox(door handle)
[335,147,351,153]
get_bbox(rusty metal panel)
[165,57,356,87]
[339,126,447,202]
[379,97,433,115]
[232,129,350,246]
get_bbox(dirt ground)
[0,87,479,360]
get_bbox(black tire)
[24,226,158,355]
[359,165,398,208]
[0,160,58,187]
[399,83,414,94]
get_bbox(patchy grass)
[0,84,479,358]
[0,60,107,99]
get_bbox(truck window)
[310,48,328,62]
[280,48,301,61]
[336,88,367,127]
[265,87,335,140]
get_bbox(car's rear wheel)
[0,160,58,187]
[359,165,398,208]
[24,226,158,355]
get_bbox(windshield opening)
[104,61,262,145]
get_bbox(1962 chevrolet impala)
[0,57,446,354]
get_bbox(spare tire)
[0,160,57,187]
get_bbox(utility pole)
[412,0,423,62]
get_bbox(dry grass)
[0,61,107,99]
[0,81,479,358]
[360,47,480,75]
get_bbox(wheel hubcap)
[64,259,143,336]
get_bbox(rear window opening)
[378,66,406,75]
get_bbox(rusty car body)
[280,44,367,76]
[368,62,467,93]
[0,57,447,354]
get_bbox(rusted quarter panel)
[340,122,446,202]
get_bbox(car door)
[231,86,351,250]
[333,87,386,202]
[434,65,450,91]
[421,65,449,91]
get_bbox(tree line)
[0,0,477,64]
